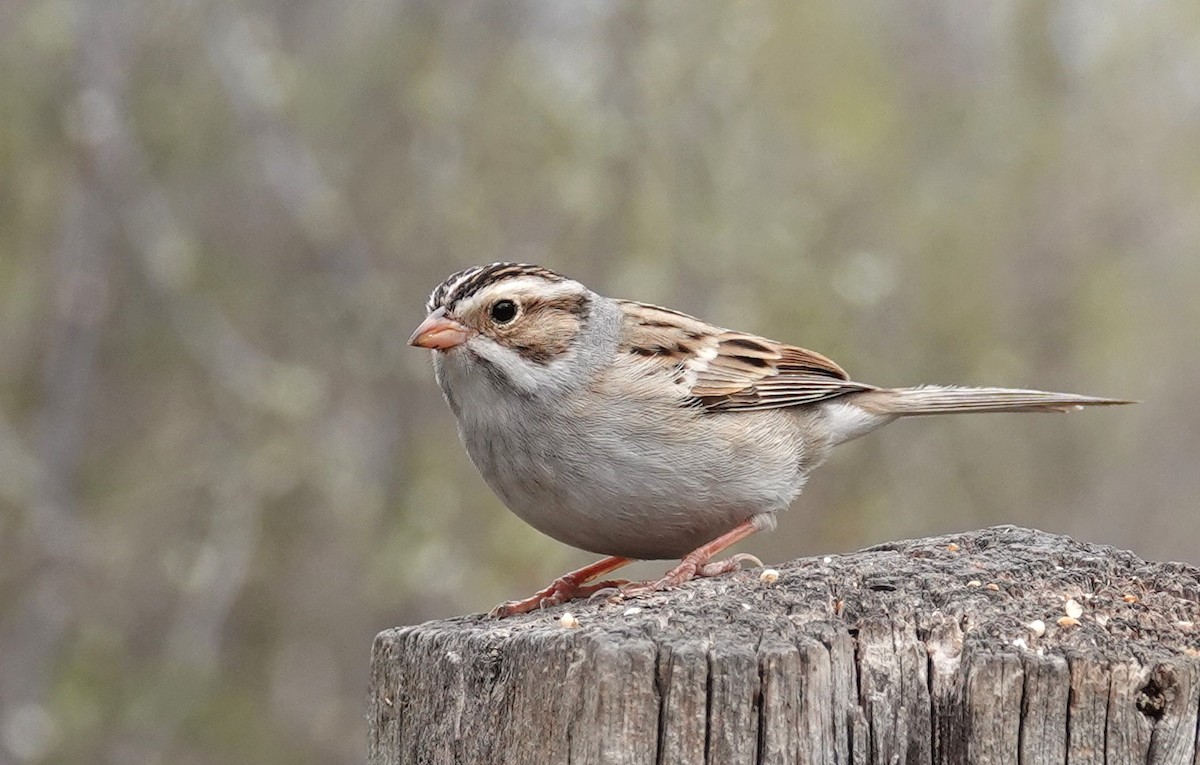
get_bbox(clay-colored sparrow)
[410,263,1131,616]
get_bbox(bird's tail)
[854,385,1135,416]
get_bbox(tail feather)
[857,385,1136,416]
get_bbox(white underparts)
[750,512,778,533]
[819,400,896,446]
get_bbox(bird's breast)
[454,390,816,559]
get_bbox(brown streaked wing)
[617,300,715,364]
[693,332,875,412]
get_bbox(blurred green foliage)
[1,1,1197,763]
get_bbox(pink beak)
[408,307,471,350]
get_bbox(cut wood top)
[385,525,1200,661]
[371,526,1200,765]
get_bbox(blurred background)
[2,0,1198,762]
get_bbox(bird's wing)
[616,300,873,412]
[690,331,875,411]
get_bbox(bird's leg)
[489,555,635,617]
[630,516,766,594]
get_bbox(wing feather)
[693,332,874,411]
[616,300,873,413]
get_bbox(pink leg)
[630,518,765,595]
[490,555,636,617]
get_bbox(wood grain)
[369,526,1200,764]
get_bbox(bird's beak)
[408,307,470,350]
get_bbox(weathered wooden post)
[368,526,1200,764]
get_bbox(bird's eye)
[489,299,518,324]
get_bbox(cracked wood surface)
[368,526,1200,764]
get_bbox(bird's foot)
[489,578,632,617]
[488,556,634,618]
[695,552,764,579]
[620,552,764,599]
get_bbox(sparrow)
[409,263,1131,616]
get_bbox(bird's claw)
[618,553,766,600]
[489,578,633,617]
